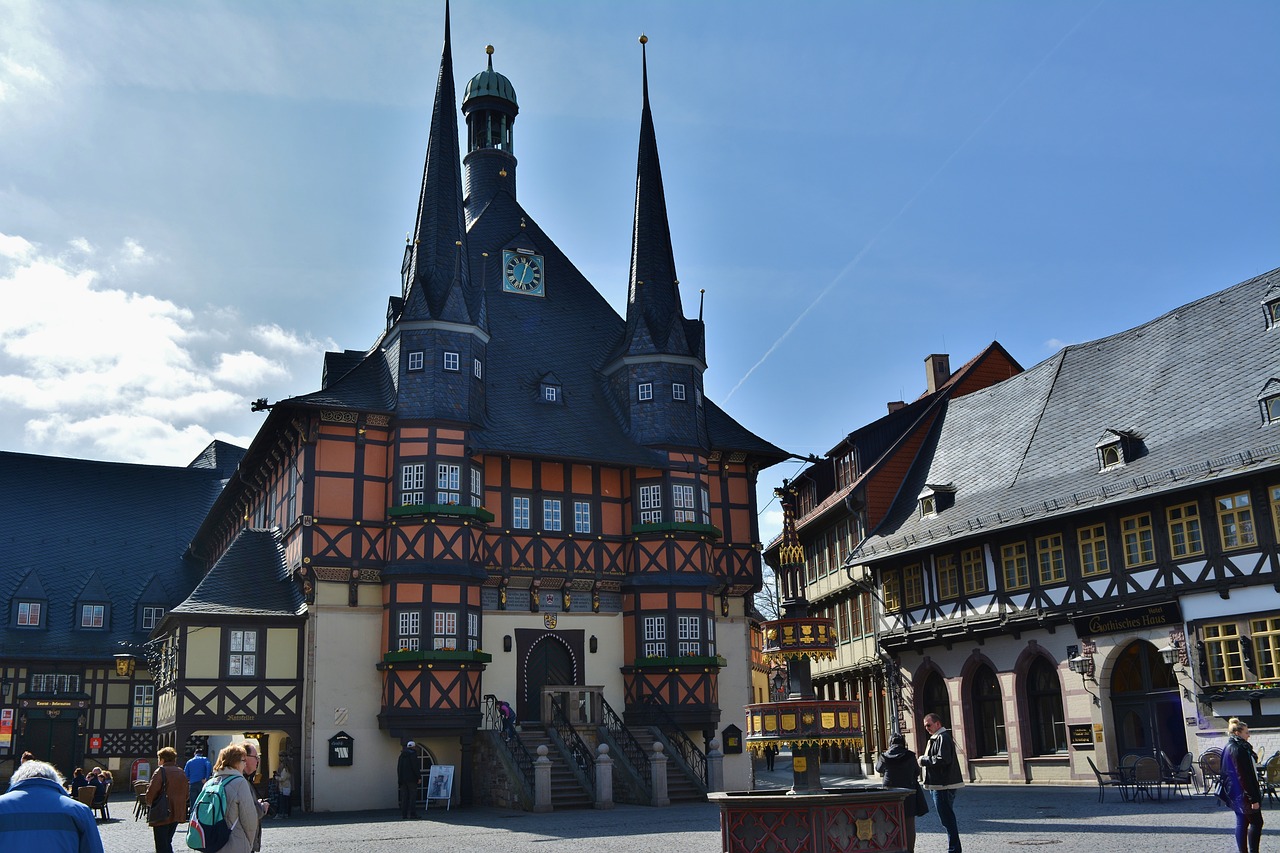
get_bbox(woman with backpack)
[146,747,190,853]
[210,744,262,853]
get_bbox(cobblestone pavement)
[97,780,1258,853]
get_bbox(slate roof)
[855,267,1280,560]
[170,528,303,619]
[0,450,227,660]
[187,440,247,481]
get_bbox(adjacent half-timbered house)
[181,13,785,811]
[764,344,1022,772]
[854,268,1280,784]
[0,445,237,785]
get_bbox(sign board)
[1068,725,1094,747]
[132,759,151,784]
[425,765,454,811]
[89,736,103,750]
[327,731,354,766]
[721,724,743,755]
[1072,602,1181,637]
[0,709,13,750]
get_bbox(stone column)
[594,744,614,809]
[650,741,669,807]
[534,745,553,813]
[706,738,724,793]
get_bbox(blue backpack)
[186,776,235,852]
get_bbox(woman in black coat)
[1222,717,1263,853]
[876,734,923,853]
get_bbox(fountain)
[708,488,911,853]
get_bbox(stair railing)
[548,696,596,794]
[642,697,707,786]
[484,694,534,791]
[600,696,651,784]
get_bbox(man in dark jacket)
[1222,717,1263,853]
[0,760,104,853]
[919,713,964,853]
[397,742,421,819]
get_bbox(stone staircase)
[627,727,706,804]
[515,725,594,809]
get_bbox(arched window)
[921,671,951,730]
[1026,658,1066,755]
[971,665,1006,756]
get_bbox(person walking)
[184,747,213,817]
[397,741,421,819]
[0,759,104,853]
[878,734,924,853]
[146,747,190,853]
[919,713,964,853]
[1222,717,1264,853]
[212,744,262,853]
[763,745,777,772]
[275,765,292,819]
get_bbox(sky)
[2,0,1278,550]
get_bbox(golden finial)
[486,44,494,56]
[639,34,648,45]
[499,168,508,178]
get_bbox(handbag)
[915,784,930,817]
[1214,776,1232,808]
[148,766,172,824]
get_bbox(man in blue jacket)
[184,747,213,817]
[0,760,104,853]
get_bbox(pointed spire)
[403,0,482,328]
[625,34,685,354]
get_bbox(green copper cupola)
[462,45,519,218]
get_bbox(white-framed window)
[31,673,80,694]
[398,611,420,651]
[639,484,662,524]
[80,604,105,628]
[638,383,653,401]
[407,350,425,371]
[543,384,559,402]
[467,612,480,651]
[401,463,425,506]
[142,606,165,631]
[471,468,483,507]
[574,501,591,533]
[132,684,155,728]
[695,388,703,407]
[433,611,457,649]
[228,629,259,677]
[673,484,696,522]
[701,487,711,524]
[706,617,716,656]
[444,351,460,371]
[512,496,531,529]
[678,615,700,656]
[543,499,562,531]
[643,616,667,657]
[437,463,460,505]
[17,601,42,627]
[673,383,686,401]
[474,358,483,379]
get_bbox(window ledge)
[381,649,492,664]
[631,522,722,539]
[389,504,494,523]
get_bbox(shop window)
[1078,524,1109,576]
[1026,658,1066,755]
[1121,513,1155,567]
[1217,491,1256,549]
[961,547,986,594]
[1167,502,1204,557]
[971,665,1007,756]
[1204,622,1245,685]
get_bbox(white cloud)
[0,232,324,465]
[1043,338,1078,351]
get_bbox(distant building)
[854,268,1280,782]
[0,442,241,782]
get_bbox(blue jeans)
[932,788,961,853]
[1235,806,1263,853]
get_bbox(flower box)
[382,649,492,664]
[631,655,728,669]
[630,521,723,539]
[388,504,494,523]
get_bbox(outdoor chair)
[1161,752,1195,798]
[1198,748,1223,796]
[1262,752,1280,804]
[133,779,150,821]
[1132,756,1163,801]
[1086,755,1129,802]
[76,784,110,820]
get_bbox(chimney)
[925,353,951,394]
[887,401,906,413]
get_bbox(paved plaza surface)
[96,768,1260,853]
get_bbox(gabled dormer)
[1262,282,1280,329]
[1096,428,1141,471]
[135,575,170,634]
[1258,378,1280,424]
[9,569,47,629]
[538,372,563,405]
[917,483,956,518]
[74,571,111,631]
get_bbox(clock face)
[502,250,545,296]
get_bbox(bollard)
[650,740,669,807]
[594,743,614,809]
[706,737,724,793]
[534,745,553,813]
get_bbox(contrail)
[724,1,1105,403]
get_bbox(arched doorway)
[522,636,577,723]
[920,671,951,730]
[1109,640,1188,762]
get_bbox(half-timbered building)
[853,267,1280,784]
[764,344,1022,773]
[170,13,785,811]
[0,444,239,784]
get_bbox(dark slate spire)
[403,1,484,330]
[623,35,690,357]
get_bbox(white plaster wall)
[718,603,754,792]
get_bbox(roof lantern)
[463,45,517,107]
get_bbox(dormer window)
[673,383,686,401]
[1258,379,1280,424]
[407,350,424,372]
[542,383,560,403]
[443,351,459,372]
[16,601,42,627]
[638,383,653,401]
[80,604,106,629]
[1096,429,1139,471]
[1264,293,1280,328]
[918,484,955,517]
